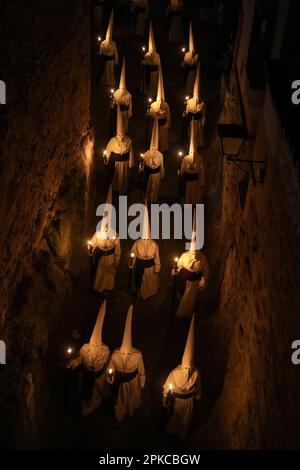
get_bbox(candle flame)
[67,347,73,354]
[142,46,146,51]
[185,96,189,101]
[140,153,144,157]
[148,98,152,103]
[130,252,135,258]
[97,36,101,42]
[169,383,173,391]
[175,257,178,263]
[108,368,113,374]
[178,151,183,157]
[110,88,115,94]
[182,47,186,52]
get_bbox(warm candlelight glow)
[185,95,189,101]
[140,153,144,157]
[169,383,173,392]
[108,368,113,374]
[178,151,183,157]
[142,46,146,52]
[131,252,135,258]
[97,36,101,42]
[148,97,152,103]
[175,257,179,263]
[88,240,92,247]
[182,47,186,52]
[103,150,107,156]
[67,347,73,355]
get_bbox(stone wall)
[196,114,300,448]
[0,0,91,448]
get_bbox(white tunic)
[186,98,206,148]
[176,250,209,318]
[105,135,134,194]
[179,153,205,204]
[150,102,170,153]
[142,51,161,97]
[140,149,164,202]
[108,348,145,423]
[131,239,161,300]
[112,89,133,133]
[90,231,121,292]
[99,40,118,87]
[75,343,110,416]
[130,0,148,37]
[166,0,184,43]
[163,365,201,440]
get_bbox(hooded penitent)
[181,313,195,366]
[189,21,195,53]
[105,10,114,43]
[141,202,151,240]
[116,105,125,137]
[148,21,156,52]
[156,66,165,102]
[120,305,133,353]
[119,57,126,90]
[90,299,107,346]
[150,118,159,150]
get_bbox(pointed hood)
[189,207,198,251]
[141,202,151,240]
[150,118,159,150]
[193,63,201,99]
[116,105,125,137]
[156,66,165,102]
[100,184,113,232]
[148,21,156,53]
[182,314,195,366]
[189,21,195,53]
[105,10,114,42]
[120,305,133,353]
[119,57,126,90]
[90,299,107,346]
[189,120,197,163]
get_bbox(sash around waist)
[115,369,138,383]
[101,54,115,61]
[136,257,155,268]
[144,64,159,72]
[110,151,130,163]
[98,247,115,256]
[173,390,195,399]
[187,111,201,121]
[145,165,160,175]
[180,267,202,281]
[183,172,199,181]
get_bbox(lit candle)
[130,252,135,268]
[108,368,113,376]
[169,383,173,394]
[174,257,178,270]
[178,151,183,157]
[181,47,186,53]
[110,88,115,95]
[67,347,73,355]
[142,46,146,52]
[140,153,144,158]
[97,36,102,42]
[185,95,189,101]
[148,97,152,103]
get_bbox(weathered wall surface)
[0,0,91,448]
[196,119,300,448]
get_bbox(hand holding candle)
[130,252,135,269]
